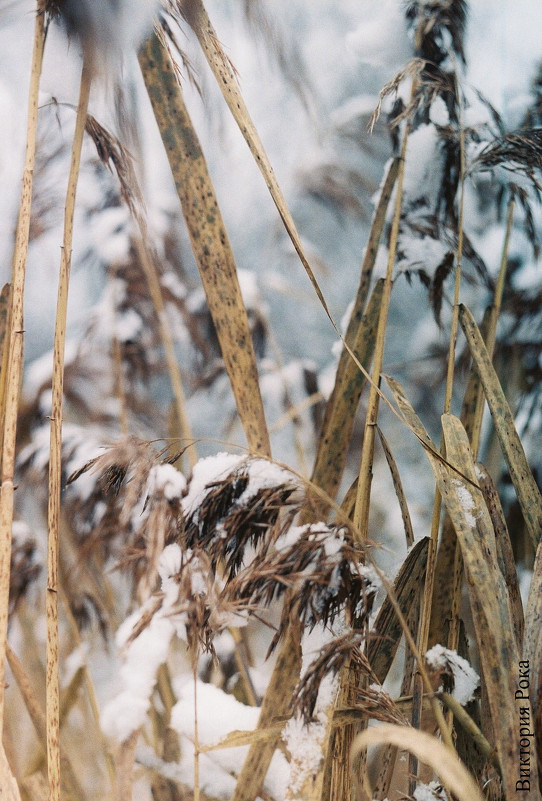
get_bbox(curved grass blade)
[429,305,493,649]
[459,303,542,548]
[351,723,484,801]
[138,31,270,457]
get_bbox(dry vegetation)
[1,1,542,800]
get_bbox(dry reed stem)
[310,157,399,512]
[46,58,92,801]
[437,692,499,770]
[415,114,467,755]
[6,644,84,799]
[0,5,45,731]
[352,120,411,542]
[114,730,139,801]
[0,283,12,451]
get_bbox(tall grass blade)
[439,413,536,799]
[429,306,493,649]
[184,0,342,326]
[351,724,485,801]
[0,4,45,731]
[459,303,542,548]
[138,31,271,457]
[353,124,410,542]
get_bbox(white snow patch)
[425,645,480,706]
[346,1,410,73]
[101,614,175,742]
[414,780,450,801]
[397,234,449,279]
[403,124,440,203]
[182,453,244,517]
[147,463,187,500]
[429,96,450,127]
[171,679,289,800]
[451,479,478,528]
[237,459,297,506]
[282,626,338,796]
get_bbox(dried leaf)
[476,462,524,650]
[368,537,430,683]
[377,425,414,547]
[139,31,270,457]
[439,414,536,798]
[459,303,542,548]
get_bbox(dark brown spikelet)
[292,631,371,722]
[85,114,143,218]
[471,130,542,192]
[226,526,378,653]
[183,467,299,578]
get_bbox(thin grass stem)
[352,122,411,542]
[46,57,92,801]
[0,5,46,732]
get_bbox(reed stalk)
[352,119,411,542]
[46,57,92,801]
[0,5,45,732]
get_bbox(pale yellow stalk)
[46,59,92,801]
